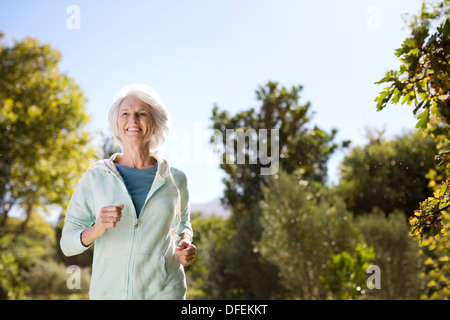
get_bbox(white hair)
[108,83,170,153]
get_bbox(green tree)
[336,130,437,218]
[374,0,450,300]
[0,32,95,234]
[418,212,450,299]
[256,169,362,299]
[211,82,342,221]
[375,0,450,236]
[0,212,55,299]
[375,1,450,133]
[210,81,344,298]
[320,243,375,300]
[0,234,29,299]
[356,209,423,299]
[186,214,233,299]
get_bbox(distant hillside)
[190,198,231,217]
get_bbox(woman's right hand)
[81,204,124,246]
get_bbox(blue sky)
[1,0,424,205]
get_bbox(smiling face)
[117,95,154,148]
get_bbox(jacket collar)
[96,153,181,240]
[104,153,181,239]
[103,153,170,180]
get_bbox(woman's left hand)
[175,239,197,267]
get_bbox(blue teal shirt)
[115,163,158,218]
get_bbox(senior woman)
[60,83,196,300]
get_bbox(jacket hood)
[95,153,170,180]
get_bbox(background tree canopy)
[336,130,437,218]
[0,32,95,235]
[209,81,344,299]
[0,32,95,298]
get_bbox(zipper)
[127,221,139,299]
[107,171,139,299]
[107,167,166,299]
[108,165,169,300]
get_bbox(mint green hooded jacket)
[60,153,193,300]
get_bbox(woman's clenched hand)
[81,204,124,246]
[175,237,197,267]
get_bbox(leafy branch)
[375,18,450,131]
[375,2,450,239]
[408,152,450,238]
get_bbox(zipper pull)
[134,219,139,229]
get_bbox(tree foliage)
[409,152,450,237]
[257,169,361,299]
[374,0,450,300]
[211,81,342,220]
[418,211,450,299]
[0,32,95,234]
[337,130,437,218]
[356,209,423,299]
[320,243,375,300]
[0,234,29,299]
[209,81,343,298]
[375,1,450,133]
[256,171,425,300]
[374,0,450,237]
[185,214,233,299]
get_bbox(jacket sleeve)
[60,170,97,257]
[175,172,193,243]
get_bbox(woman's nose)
[129,113,138,122]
